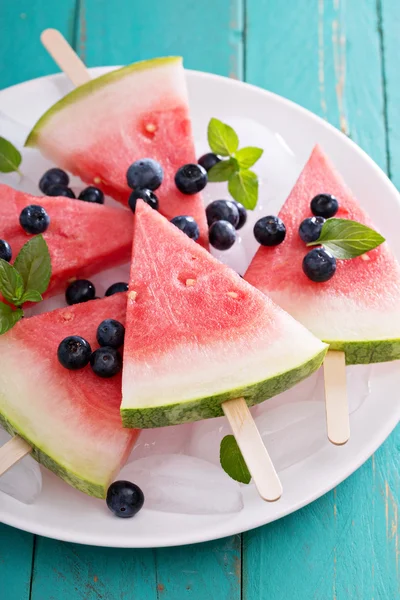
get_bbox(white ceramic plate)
[0,68,399,548]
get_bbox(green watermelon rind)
[0,411,106,499]
[25,56,182,147]
[121,346,328,429]
[327,338,400,365]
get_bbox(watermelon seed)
[145,123,156,133]
[129,291,137,301]
[227,292,238,298]
[185,279,196,287]
[93,177,102,184]
[360,254,370,261]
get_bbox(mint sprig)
[0,137,22,175]
[307,218,385,259]
[220,435,251,484]
[0,235,51,335]
[207,118,263,210]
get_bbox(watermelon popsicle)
[0,183,133,299]
[26,30,209,248]
[245,145,400,442]
[0,294,138,498]
[120,201,328,499]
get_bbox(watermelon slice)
[25,57,208,247]
[0,184,133,298]
[0,293,137,498]
[121,201,327,428]
[245,145,400,364]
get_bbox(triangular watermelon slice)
[25,57,208,247]
[121,201,327,428]
[0,293,137,498]
[0,184,133,298]
[245,145,400,364]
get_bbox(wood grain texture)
[29,536,240,600]
[0,0,77,89]
[380,0,400,187]
[0,524,34,600]
[74,0,244,78]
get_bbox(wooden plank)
[74,0,244,77]
[0,524,34,600]
[246,0,387,170]
[30,538,157,600]
[380,0,400,188]
[154,536,241,600]
[243,0,397,597]
[0,0,77,88]
[243,431,400,599]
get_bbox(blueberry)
[78,186,104,204]
[97,319,125,349]
[128,189,159,213]
[175,164,207,195]
[105,282,129,296]
[299,216,325,243]
[90,347,122,378]
[170,215,200,241]
[19,205,50,234]
[235,202,247,230]
[126,158,164,191]
[302,247,337,282]
[57,336,92,370]
[310,194,339,218]
[45,184,76,198]
[198,152,221,172]
[206,200,239,228]
[106,480,144,518]
[0,240,12,262]
[66,279,96,305]
[209,220,236,250]
[39,168,69,194]
[254,216,286,246]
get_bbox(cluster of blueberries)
[57,317,125,378]
[255,193,339,282]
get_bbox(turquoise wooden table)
[1,1,399,598]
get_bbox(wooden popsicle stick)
[222,398,282,502]
[323,350,350,445]
[0,436,32,477]
[41,29,90,87]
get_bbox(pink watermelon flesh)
[26,57,209,248]
[121,201,327,428]
[245,145,400,364]
[0,184,133,298]
[0,293,137,498]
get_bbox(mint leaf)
[0,259,24,305]
[208,118,239,156]
[220,435,251,484]
[14,235,52,295]
[20,290,43,304]
[0,302,23,335]
[0,137,22,174]
[228,169,258,209]
[208,157,239,182]
[234,147,263,169]
[308,218,385,259]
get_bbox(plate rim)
[0,67,399,548]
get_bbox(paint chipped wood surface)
[0,1,399,598]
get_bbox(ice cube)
[186,416,231,466]
[119,454,243,514]
[255,400,326,472]
[0,427,42,504]
[128,423,194,462]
